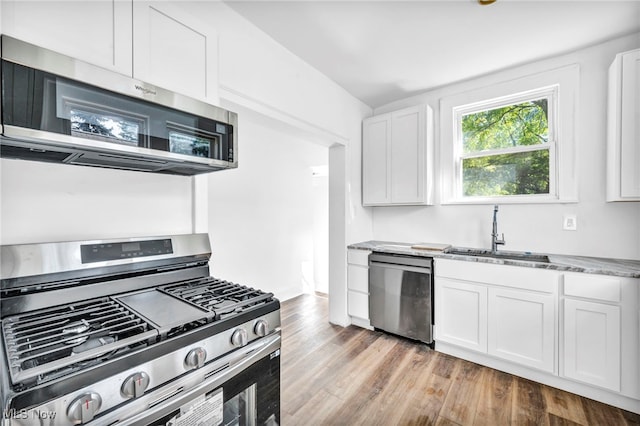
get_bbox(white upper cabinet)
[1,0,133,75]
[362,105,433,206]
[133,1,219,103]
[607,48,640,201]
[1,1,219,102]
[362,114,391,204]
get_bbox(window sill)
[441,195,578,205]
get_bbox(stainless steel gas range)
[0,234,281,425]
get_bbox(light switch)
[563,214,577,231]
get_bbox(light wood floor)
[280,294,640,426]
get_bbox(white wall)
[372,33,640,260]
[205,115,328,301]
[311,166,329,294]
[0,159,192,244]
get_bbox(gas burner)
[71,336,116,354]
[160,277,274,320]
[2,297,157,386]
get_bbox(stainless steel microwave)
[0,35,238,175]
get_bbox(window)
[454,87,557,199]
[440,64,578,204]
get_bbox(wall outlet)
[563,214,577,231]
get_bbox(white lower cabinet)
[435,259,640,413]
[435,259,557,373]
[488,288,555,373]
[435,278,487,352]
[562,298,621,391]
[347,249,371,327]
[560,272,639,399]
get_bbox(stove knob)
[254,319,269,337]
[121,371,150,398]
[185,347,207,369]
[67,392,102,424]
[231,328,248,347]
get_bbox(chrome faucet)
[491,205,506,253]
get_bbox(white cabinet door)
[362,114,391,205]
[563,299,621,392]
[1,0,132,75]
[362,105,432,206]
[607,48,640,201]
[133,1,219,102]
[435,278,487,352]
[619,50,640,198]
[390,106,425,204]
[488,288,555,373]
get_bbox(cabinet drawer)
[348,264,369,293]
[348,290,369,319]
[348,249,370,266]
[564,273,621,302]
[436,259,558,293]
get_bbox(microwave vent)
[69,152,169,172]
[0,144,74,163]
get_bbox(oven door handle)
[98,332,281,426]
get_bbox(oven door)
[98,333,280,426]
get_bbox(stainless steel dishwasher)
[369,252,434,344]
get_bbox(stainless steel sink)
[444,247,550,263]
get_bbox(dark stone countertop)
[348,240,640,279]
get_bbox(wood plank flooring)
[280,294,640,426]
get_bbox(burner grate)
[2,297,158,386]
[161,277,274,319]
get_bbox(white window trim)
[440,64,579,204]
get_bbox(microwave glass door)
[1,60,233,162]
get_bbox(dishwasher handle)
[369,252,432,272]
[369,260,431,275]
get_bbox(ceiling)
[224,0,640,108]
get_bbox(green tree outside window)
[460,98,551,197]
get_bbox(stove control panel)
[67,392,102,424]
[121,372,150,398]
[184,347,207,369]
[80,238,173,263]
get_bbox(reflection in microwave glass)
[70,109,140,145]
[169,132,213,158]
